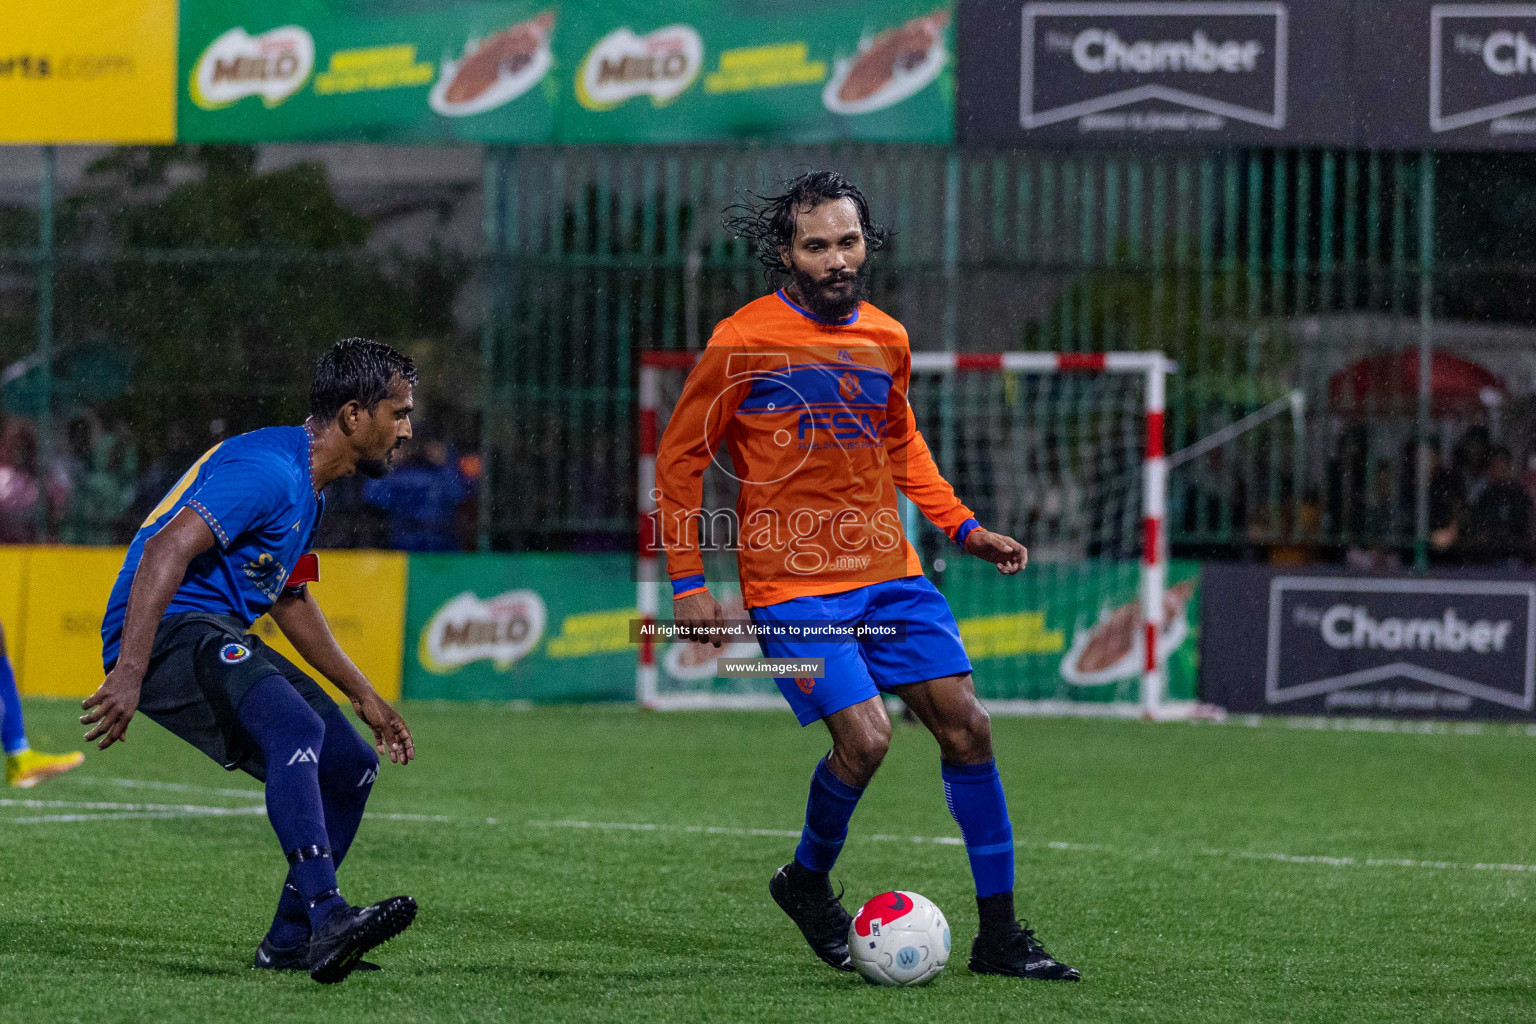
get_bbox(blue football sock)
[941,759,1015,898]
[236,675,346,930]
[0,652,29,756]
[267,706,379,948]
[793,756,866,874]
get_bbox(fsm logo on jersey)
[1020,2,1286,132]
[1431,5,1536,135]
[1266,576,1536,715]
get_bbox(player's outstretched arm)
[655,328,746,649]
[269,588,414,765]
[963,527,1028,576]
[81,508,216,749]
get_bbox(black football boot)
[969,919,1081,981]
[769,863,855,972]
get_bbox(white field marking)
[526,819,1536,876]
[10,811,265,825]
[57,777,449,821]
[0,798,263,814]
[0,789,450,827]
[69,775,264,799]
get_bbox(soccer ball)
[848,891,950,986]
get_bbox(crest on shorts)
[219,643,252,665]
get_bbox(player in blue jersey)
[84,338,420,984]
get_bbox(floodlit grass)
[3,698,1534,1023]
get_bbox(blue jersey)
[101,426,323,668]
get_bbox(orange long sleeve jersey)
[655,290,980,609]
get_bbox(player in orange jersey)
[656,171,1078,982]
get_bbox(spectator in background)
[1455,426,1494,510]
[1461,444,1533,565]
[1347,457,1403,571]
[60,416,139,545]
[1415,440,1464,556]
[1326,424,1369,541]
[363,436,468,551]
[0,420,71,543]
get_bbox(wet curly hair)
[310,337,418,421]
[722,170,888,281]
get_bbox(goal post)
[637,350,1178,718]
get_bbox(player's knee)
[321,715,379,789]
[936,702,993,763]
[261,702,326,767]
[291,706,327,751]
[839,722,891,784]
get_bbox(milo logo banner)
[179,0,560,142]
[177,0,951,143]
[404,553,636,702]
[1202,565,1536,719]
[558,0,954,143]
[958,0,1357,145]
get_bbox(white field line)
[0,789,451,826]
[70,775,264,799]
[17,780,1536,876]
[0,798,264,814]
[527,818,1536,876]
[11,811,262,824]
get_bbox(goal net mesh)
[644,362,1188,712]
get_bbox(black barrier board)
[959,0,1358,146]
[1202,564,1536,719]
[1357,2,1536,148]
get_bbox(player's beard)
[789,261,869,323]
[356,442,402,479]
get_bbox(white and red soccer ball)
[848,891,950,986]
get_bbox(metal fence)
[480,145,1492,564]
[5,144,1533,563]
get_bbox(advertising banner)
[942,559,1200,705]
[1356,2,1536,149]
[958,0,1357,146]
[0,1,176,144]
[178,0,560,142]
[403,553,636,702]
[12,547,403,701]
[0,548,29,679]
[1202,564,1536,718]
[178,0,951,144]
[557,0,955,143]
[16,547,124,699]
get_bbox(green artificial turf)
[2,698,1533,1023]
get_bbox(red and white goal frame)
[636,350,1174,718]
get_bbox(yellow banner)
[17,547,121,698]
[16,547,405,702]
[0,547,29,677]
[0,1,176,144]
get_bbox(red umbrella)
[1329,348,1505,417]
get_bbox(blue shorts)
[750,575,973,726]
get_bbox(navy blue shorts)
[750,575,973,726]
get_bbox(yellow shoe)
[6,749,85,788]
